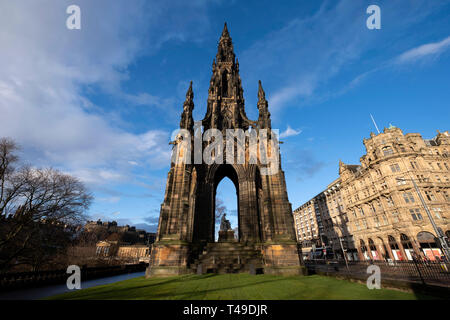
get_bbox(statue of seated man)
[220,213,232,231]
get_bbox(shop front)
[417,231,443,261]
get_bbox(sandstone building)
[69,220,156,265]
[294,178,358,260]
[83,219,156,245]
[294,126,450,261]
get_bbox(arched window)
[388,235,403,260]
[388,235,399,250]
[360,239,370,260]
[399,233,416,261]
[417,231,441,260]
[221,70,228,97]
[400,234,412,249]
[368,238,379,260]
[360,239,367,251]
[417,231,436,243]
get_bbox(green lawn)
[46,274,435,300]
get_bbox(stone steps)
[189,242,264,274]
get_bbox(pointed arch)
[221,69,228,97]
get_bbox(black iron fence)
[305,259,450,287]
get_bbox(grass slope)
[48,274,430,300]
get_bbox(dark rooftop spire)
[257,80,271,129]
[185,81,193,101]
[221,22,230,40]
[216,22,235,63]
[180,81,194,130]
[258,80,266,102]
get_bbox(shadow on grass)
[47,275,199,300]
[51,274,431,300]
[55,275,290,300]
[147,276,291,300]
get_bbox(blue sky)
[1,0,449,232]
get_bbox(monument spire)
[179,81,194,131]
[221,22,230,39]
[257,80,271,129]
[258,80,266,101]
[216,22,235,63]
[202,23,252,131]
[185,80,193,101]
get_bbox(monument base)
[218,230,236,242]
[146,241,193,278]
[146,239,305,277]
[146,266,192,277]
[262,242,305,275]
[263,266,307,276]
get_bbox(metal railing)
[0,263,147,291]
[305,259,450,287]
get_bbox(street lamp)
[396,177,450,262]
[319,233,327,262]
[339,237,349,270]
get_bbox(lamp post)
[311,242,316,263]
[339,237,349,270]
[319,233,327,262]
[396,177,450,262]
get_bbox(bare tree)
[215,197,227,220]
[0,138,19,211]
[0,137,93,271]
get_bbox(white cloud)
[280,125,302,138]
[99,197,121,204]
[240,0,445,113]
[0,0,212,189]
[269,81,315,114]
[241,1,367,112]
[68,169,127,185]
[396,36,450,64]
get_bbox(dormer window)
[382,146,394,156]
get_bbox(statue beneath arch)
[220,214,232,232]
[218,213,235,242]
[147,23,304,277]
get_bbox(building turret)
[179,81,194,132]
[257,80,271,129]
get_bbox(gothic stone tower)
[148,23,303,276]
